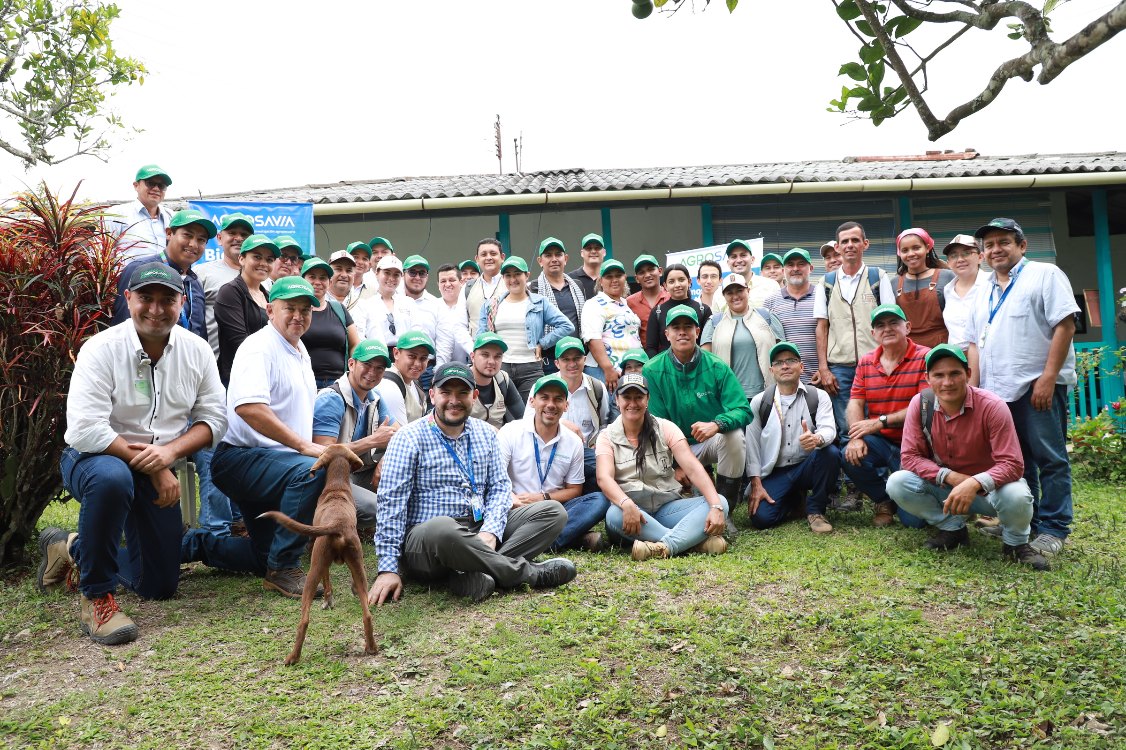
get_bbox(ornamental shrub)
[1067,401,1126,485]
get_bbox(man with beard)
[468,332,526,429]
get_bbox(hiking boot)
[807,514,833,534]
[872,501,896,528]
[37,527,77,593]
[689,536,729,555]
[631,540,670,562]
[832,486,864,512]
[80,593,138,645]
[978,523,1003,539]
[1029,533,1064,556]
[263,568,323,599]
[527,558,577,589]
[1002,543,1051,571]
[578,531,605,552]
[448,571,496,602]
[925,526,969,551]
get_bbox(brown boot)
[631,540,670,561]
[689,536,729,555]
[80,593,139,645]
[807,514,833,534]
[37,527,78,592]
[872,501,896,528]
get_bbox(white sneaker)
[1029,533,1064,556]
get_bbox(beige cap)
[819,241,837,257]
[942,234,979,254]
[376,255,404,271]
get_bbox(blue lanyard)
[987,259,1027,324]
[429,421,477,495]
[532,434,559,489]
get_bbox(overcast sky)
[6,0,1124,203]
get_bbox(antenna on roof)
[494,115,503,175]
[514,131,523,174]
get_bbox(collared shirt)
[195,258,240,358]
[396,290,445,341]
[813,264,896,319]
[64,321,226,454]
[312,379,392,442]
[850,339,930,442]
[941,270,990,351]
[376,416,512,574]
[963,260,1079,402]
[497,419,585,495]
[108,200,172,266]
[223,324,316,451]
[900,386,1025,494]
[626,288,670,345]
[435,299,474,367]
[745,383,836,477]
[763,285,818,383]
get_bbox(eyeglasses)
[143,179,169,190]
[405,268,429,278]
[278,254,302,265]
[771,358,801,367]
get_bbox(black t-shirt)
[302,303,353,382]
[477,380,497,408]
[568,268,598,301]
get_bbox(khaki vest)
[825,265,881,366]
[710,309,777,390]
[465,276,501,337]
[469,372,513,428]
[317,375,383,470]
[388,365,427,423]
[605,417,683,513]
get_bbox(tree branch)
[1037,1,1126,84]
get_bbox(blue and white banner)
[664,238,763,299]
[187,200,315,265]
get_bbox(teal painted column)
[600,207,613,258]
[701,203,714,247]
[897,195,912,228]
[1092,189,1124,401]
[498,213,511,253]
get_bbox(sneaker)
[578,531,605,552]
[807,514,833,534]
[37,527,77,593]
[79,593,138,645]
[977,523,1003,539]
[527,558,577,589]
[1029,533,1064,556]
[631,540,670,562]
[689,536,729,555]
[925,527,970,551]
[263,568,323,599]
[872,501,896,528]
[1002,543,1052,571]
[448,571,496,602]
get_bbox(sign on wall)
[664,238,764,298]
[186,200,315,265]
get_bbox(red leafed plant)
[0,185,118,566]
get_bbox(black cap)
[127,262,184,294]
[974,218,1023,239]
[432,362,475,390]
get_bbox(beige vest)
[469,372,512,428]
[389,365,427,423]
[465,275,501,337]
[825,265,881,366]
[317,375,383,470]
[710,309,777,390]
[605,417,683,513]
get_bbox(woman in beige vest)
[595,374,730,561]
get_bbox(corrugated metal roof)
[199,151,1126,205]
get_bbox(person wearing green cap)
[108,164,174,265]
[759,253,785,285]
[268,236,305,291]
[468,332,525,429]
[478,256,576,402]
[377,330,435,425]
[197,213,256,358]
[458,259,481,283]
[462,238,507,338]
[763,249,820,385]
[529,237,587,372]
[215,236,279,387]
[626,254,669,345]
[725,240,785,308]
[396,254,448,391]
[569,233,606,300]
[645,264,712,358]
[346,241,376,307]
[579,259,642,391]
[619,348,649,375]
[300,257,362,389]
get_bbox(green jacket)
[642,347,752,444]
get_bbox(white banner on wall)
[664,238,764,298]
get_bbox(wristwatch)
[878,414,888,427]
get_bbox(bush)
[1068,401,1126,485]
[0,185,118,566]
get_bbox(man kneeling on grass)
[886,344,1049,571]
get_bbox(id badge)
[469,494,484,523]
[979,323,990,348]
[134,377,152,400]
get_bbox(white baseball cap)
[721,273,749,291]
[328,250,356,266]
[376,255,403,272]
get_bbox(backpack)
[584,375,605,424]
[757,384,819,431]
[381,370,430,411]
[823,266,882,306]
[918,387,942,465]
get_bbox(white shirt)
[813,263,896,319]
[224,324,316,451]
[108,200,172,266]
[396,290,444,340]
[64,321,227,454]
[494,297,535,363]
[195,258,240,358]
[357,295,402,346]
[435,300,474,368]
[942,270,991,351]
[497,419,585,495]
[522,374,609,447]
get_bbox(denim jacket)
[479,291,576,351]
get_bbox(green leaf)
[931,722,952,746]
[654,0,669,6]
[836,0,861,20]
[848,85,871,98]
[1008,30,1023,39]
[726,0,738,11]
[855,19,875,36]
[870,60,885,88]
[859,40,885,64]
[888,86,908,105]
[839,62,867,81]
[895,16,923,37]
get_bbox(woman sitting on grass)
[595,373,729,560]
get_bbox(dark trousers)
[841,434,927,528]
[751,446,842,529]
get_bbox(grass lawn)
[1,481,1123,749]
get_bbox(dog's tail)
[257,511,347,538]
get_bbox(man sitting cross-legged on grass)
[886,344,1049,570]
[367,362,578,605]
[40,263,226,645]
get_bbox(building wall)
[508,208,602,261]
[610,204,704,263]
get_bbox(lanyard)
[532,434,559,489]
[987,258,1027,324]
[429,421,477,495]
[158,251,192,331]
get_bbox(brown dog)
[259,444,378,665]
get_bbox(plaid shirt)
[375,415,512,574]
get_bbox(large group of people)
[35,164,1081,646]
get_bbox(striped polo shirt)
[763,286,818,383]
[849,339,930,443]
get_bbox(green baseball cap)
[554,336,585,358]
[347,241,372,257]
[135,164,171,185]
[581,233,605,249]
[396,330,435,355]
[432,361,474,390]
[620,348,650,367]
[870,303,907,324]
[127,262,183,294]
[301,257,334,278]
[538,237,566,256]
[599,259,626,277]
[219,213,255,233]
[925,343,969,371]
[268,276,318,305]
[725,240,753,256]
[531,374,570,397]
[402,254,429,271]
[769,342,801,363]
[782,248,813,265]
[665,304,699,326]
[500,256,529,274]
[633,254,660,271]
[368,236,394,252]
[351,339,392,365]
[760,252,784,267]
[473,331,508,353]
[274,235,304,257]
[458,259,481,273]
[240,234,280,257]
[169,209,217,239]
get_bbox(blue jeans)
[60,448,182,600]
[585,366,621,421]
[605,495,730,556]
[194,448,240,535]
[582,447,599,495]
[752,445,842,529]
[551,492,611,551]
[828,364,856,440]
[841,434,927,528]
[887,470,1034,546]
[1007,384,1073,540]
[182,443,325,575]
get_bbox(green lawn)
[1,482,1123,749]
